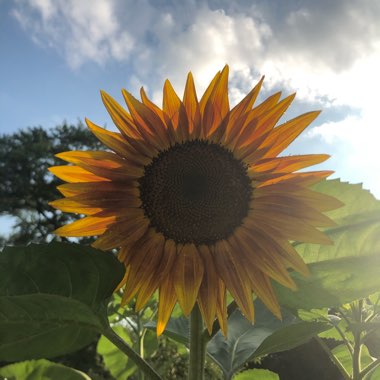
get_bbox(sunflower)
[49,66,340,335]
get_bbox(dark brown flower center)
[139,140,252,245]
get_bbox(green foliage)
[331,344,373,378]
[0,123,101,245]
[97,326,137,379]
[297,179,380,263]
[207,304,330,379]
[275,254,380,311]
[145,316,190,346]
[0,243,124,361]
[233,369,279,380]
[0,359,91,380]
[148,301,331,379]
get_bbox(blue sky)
[1,0,380,233]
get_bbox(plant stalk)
[316,337,351,380]
[352,300,364,380]
[189,303,206,380]
[102,326,162,380]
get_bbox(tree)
[0,122,102,245]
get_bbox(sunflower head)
[49,66,341,335]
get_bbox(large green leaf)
[145,316,190,346]
[0,359,91,380]
[97,325,137,380]
[233,369,279,380]
[207,302,330,378]
[0,243,124,361]
[297,180,380,263]
[0,294,102,361]
[275,254,380,311]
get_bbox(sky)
[1,0,380,233]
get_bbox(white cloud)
[12,0,135,69]
[10,0,380,196]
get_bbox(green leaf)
[0,242,125,361]
[331,344,374,377]
[297,179,380,263]
[0,294,102,361]
[0,359,91,380]
[97,325,137,380]
[145,316,189,346]
[253,320,331,358]
[275,254,380,311]
[367,365,380,380]
[233,369,279,380]
[207,301,330,378]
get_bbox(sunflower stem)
[102,326,162,380]
[189,303,206,380]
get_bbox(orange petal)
[135,239,177,311]
[227,76,264,134]
[157,276,177,336]
[251,194,336,227]
[101,90,141,139]
[199,70,221,114]
[257,170,333,188]
[235,93,296,157]
[247,209,333,245]
[57,181,138,197]
[201,65,229,137]
[162,79,189,141]
[254,183,344,212]
[215,279,228,336]
[197,245,218,334]
[226,91,282,149]
[49,166,109,183]
[251,154,329,173]
[183,72,201,138]
[122,89,170,149]
[54,215,116,237]
[56,151,143,180]
[122,232,165,304]
[140,87,167,124]
[85,118,147,161]
[213,240,254,321]
[173,244,204,316]
[233,226,297,290]
[261,111,321,157]
[92,212,148,250]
